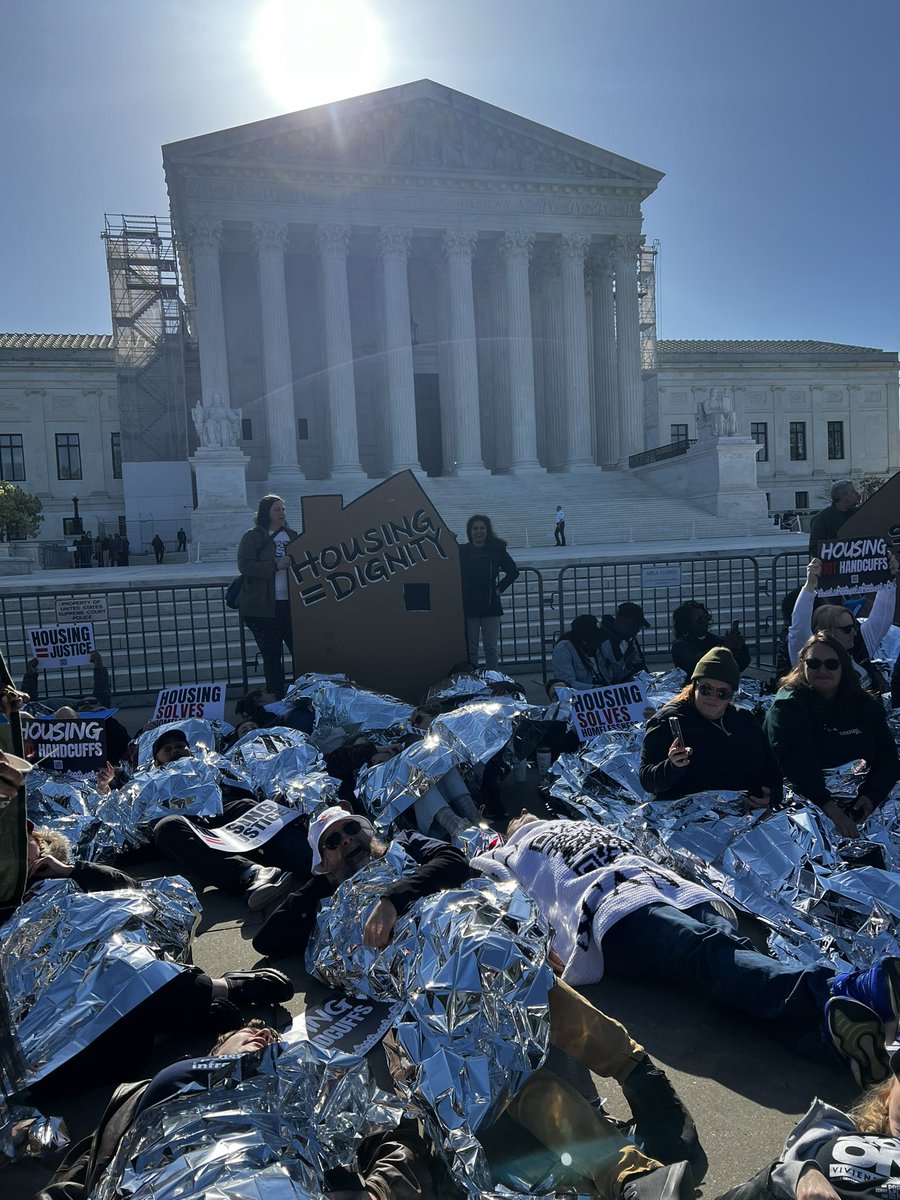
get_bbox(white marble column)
[253,220,304,487]
[315,224,364,479]
[377,227,421,474]
[589,246,619,466]
[431,252,456,475]
[559,232,594,470]
[186,219,232,407]
[614,234,645,464]
[501,231,541,473]
[441,230,486,475]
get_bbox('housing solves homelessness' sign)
[817,537,891,598]
[567,681,648,741]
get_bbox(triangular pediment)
[164,80,662,192]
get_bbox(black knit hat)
[691,646,740,691]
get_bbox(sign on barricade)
[54,596,109,624]
[152,683,226,723]
[641,565,682,589]
[568,681,648,740]
[817,537,891,598]
[184,800,301,854]
[26,623,95,668]
[22,716,107,772]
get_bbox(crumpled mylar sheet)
[25,773,112,861]
[429,698,542,766]
[285,674,413,745]
[117,756,224,844]
[548,722,900,972]
[135,718,219,770]
[93,1039,406,1200]
[308,848,553,1195]
[0,875,199,1083]
[356,736,463,830]
[0,1101,68,1168]
[421,667,524,708]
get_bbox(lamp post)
[71,496,83,535]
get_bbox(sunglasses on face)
[321,819,362,852]
[696,683,732,700]
[804,657,840,671]
[834,622,855,633]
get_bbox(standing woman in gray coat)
[237,495,299,698]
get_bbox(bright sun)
[251,0,388,113]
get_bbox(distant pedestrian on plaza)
[176,527,187,553]
[101,534,112,565]
[78,532,93,568]
[93,535,104,567]
[117,534,130,566]
[554,505,566,546]
[236,495,298,699]
[151,534,165,565]
[459,514,519,671]
[808,479,859,557]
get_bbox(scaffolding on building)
[101,215,191,464]
[638,239,659,373]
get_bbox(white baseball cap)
[308,805,373,875]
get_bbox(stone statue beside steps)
[697,388,737,439]
[192,392,241,450]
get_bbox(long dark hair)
[255,494,284,530]
[779,632,863,705]
[466,513,507,551]
[672,600,708,638]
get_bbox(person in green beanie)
[639,646,782,806]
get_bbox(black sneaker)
[245,867,295,912]
[621,1058,707,1182]
[621,1161,695,1200]
[826,995,889,1086]
[223,968,295,1006]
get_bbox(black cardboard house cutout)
[833,471,900,620]
[286,472,466,702]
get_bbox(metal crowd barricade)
[0,584,247,703]
[555,555,764,668]
[766,551,812,667]
[497,566,546,674]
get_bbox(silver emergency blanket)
[25,773,115,861]
[430,698,542,765]
[0,875,199,1083]
[93,1039,405,1200]
[135,718,218,770]
[356,736,463,830]
[116,756,224,842]
[421,667,524,707]
[285,673,413,744]
[0,1101,68,1167]
[225,726,337,813]
[309,849,553,1194]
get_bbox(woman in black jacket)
[458,514,519,671]
[236,495,299,698]
[639,647,782,807]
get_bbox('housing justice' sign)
[26,624,95,668]
[817,538,891,599]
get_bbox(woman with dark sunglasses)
[764,633,899,839]
[639,647,782,806]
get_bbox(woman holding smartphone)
[639,647,782,806]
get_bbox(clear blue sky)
[3,0,898,348]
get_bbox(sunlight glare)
[251,0,388,113]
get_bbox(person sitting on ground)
[473,810,900,1089]
[21,649,112,710]
[234,687,314,735]
[595,602,650,684]
[150,727,309,911]
[716,1045,900,1200]
[255,805,705,1188]
[639,647,782,808]
[787,555,897,692]
[764,633,900,839]
[551,614,604,690]
[670,600,751,680]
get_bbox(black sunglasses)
[696,682,733,700]
[834,621,856,633]
[804,657,840,671]
[321,819,362,852]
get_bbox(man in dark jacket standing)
[808,479,859,557]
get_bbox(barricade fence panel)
[497,567,546,673]
[767,552,810,670]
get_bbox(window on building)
[789,422,807,461]
[795,491,809,510]
[62,518,80,536]
[827,421,845,460]
[670,423,689,446]
[241,418,252,441]
[0,434,25,481]
[55,433,82,480]
[110,432,122,479]
[751,422,768,462]
[298,418,309,440]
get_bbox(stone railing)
[628,439,696,469]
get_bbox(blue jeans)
[602,903,838,1066]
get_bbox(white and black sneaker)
[245,866,295,912]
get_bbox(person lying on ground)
[764,633,900,839]
[472,811,900,1089]
[255,806,706,1180]
[24,821,135,895]
[714,1045,900,1200]
[234,686,315,734]
[670,600,751,680]
[787,555,897,692]
[639,647,782,809]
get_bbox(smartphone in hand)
[668,716,684,746]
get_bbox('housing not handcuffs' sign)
[817,537,891,598]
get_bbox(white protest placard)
[185,800,300,854]
[641,565,682,589]
[26,623,95,668]
[152,683,226,723]
[567,680,648,741]
[817,537,892,598]
[55,596,109,624]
